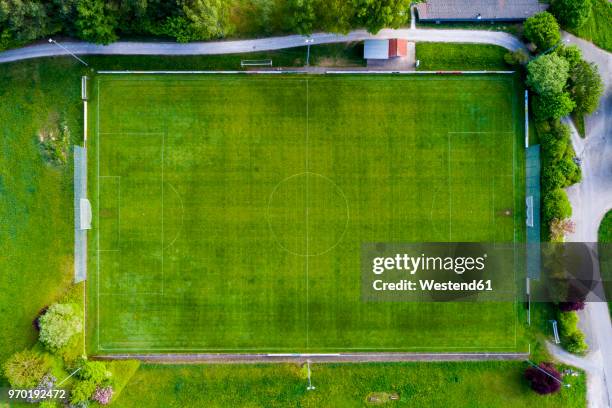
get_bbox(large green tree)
[0,0,56,45]
[75,0,118,44]
[284,0,316,34]
[38,303,83,352]
[527,54,570,95]
[552,0,592,29]
[352,0,411,34]
[524,11,561,51]
[3,350,51,388]
[182,0,233,40]
[569,59,604,115]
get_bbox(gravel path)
[561,31,612,408]
[0,28,526,64]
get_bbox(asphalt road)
[562,32,612,408]
[0,28,526,64]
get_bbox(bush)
[504,49,530,66]
[550,218,576,241]
[39,303,83,352]
[527,54,570,95]
[524,12,561,51]
[552,0,592,29]
[71,379,98,404]
[564,330,588,353]
[558,310,579,332]
[543,189,572,224]
[79,360,111,384]
[533,92,576,121]
[556,45,583,69]
[559,300,585,311]
[3,350,51,388]
[93,386,114,405]
[525,362,562,394]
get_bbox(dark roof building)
[416,0,548,22]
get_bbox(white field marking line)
[96,77,101,351]
[305,79,309,349]
[161,131,165,296]
[492,177,496,245]
[163,182,185,250]
[447,132,452,241]
[96,344,522,352]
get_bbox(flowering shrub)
[93,386,114,405]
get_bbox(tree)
[3,350,51,388]
[284,0,316,34]
[525,362,562,394]
[93,386,114,405]
[552,0,592,29]
[526,54,570,95]
[559,300,585,311]
[543,189,572,223]
[550,218,576,241]
[182,0,233,40]
[352,0,411,34]
[556,44,582,70]
[569,59,604,115]
[75,0,118,44]
[532,91,575,120]
[38,303,83,352]
[71,379,97,404]
[315,0,354,33]
[0,0,56,44]
[524,12,561,51]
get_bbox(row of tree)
[0,0,414,50]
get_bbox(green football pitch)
[88,74,525,353]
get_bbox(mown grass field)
[569,0,612,52]
[112,362,585,408]
[88,74,525,353]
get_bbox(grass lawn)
[0,58,84,369]
[415,43,509,71]
[598,210,612,314]
[569,0,612,52]
[112,362,585,407]
[89,74,525,353]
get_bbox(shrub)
[71,379,98,404]
[39,303,83,352]
[3,350,51,388]
[542,163,566,190]
[557,310,579,333]
[93,386,114,405]
[533,92,576,121]
[79,360,111,384]
[525,362,562,394]
[38,116,70,166]
[550,218,576,241]
[524,12,561,51]
[527,54,570,96]
[504,49,530,66]
[552,0,592,29]
[564,330,588,353]
[543,189,572,223]
[559,300,585,311]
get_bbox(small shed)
[364,39,408,60]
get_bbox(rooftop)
[416,0,548,21]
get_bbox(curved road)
[562,31,612,408]
[0,28,525,64]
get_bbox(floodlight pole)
[48,38,89,67]
[305,38,315,67]
[526,360,570,388]
[306,360,315,390]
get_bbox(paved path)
[0,28,525,64]
[562,31,612,408]
[94,352,528,364]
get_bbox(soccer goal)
[240,59,273,67]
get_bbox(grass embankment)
[598,210,612,314]
[112,362,585,408]
[569,0,612,52]
[416,43,509,71]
